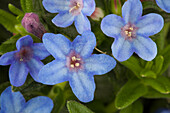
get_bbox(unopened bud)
[111,0,122,15]
[90,7,104,21]
[22,13,46,40]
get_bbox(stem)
[95,47,107,54]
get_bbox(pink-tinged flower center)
[69,0,83,16]
[15,46,33,62]
[66,51,83,71]
[121,23,138,40]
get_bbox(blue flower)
[101,0,164,62]
[37,31,116,102]
[0,35,50,87]
[155,0,170,13]
[42,0,95,34]
[0,86,53,113]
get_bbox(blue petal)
[101,14,124,38]
[42,33,71,59]
[156,0,170,13]
[72,31,96,58]
[122,0,142,24]
[136,13,164,36]
[69,72,95,103]
[32,43,50,60]
[74,13,91,34]
[133,35,157,61]
[20,96,53,113]
[0,86,26,113]
[52,12,75,28]
[111,36,133,62]
[16,35,33,50]
[0,51,16,65]
[82,0,95,16]
[26,58,44,81]
[42,0,70,13]
[9,61,29,87]
[37,60,69,85]
[84,54,116,75]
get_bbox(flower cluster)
[0,86,53,113]
[0,0,166,111]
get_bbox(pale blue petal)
[101,14,124,38]
[9,61,29,87]
[133,35,157,61]
[16,35,33,50]
[156,0,170,13]
[72,32,96,58]
[26,58,44,81]
[37,60,69,85]
[82,0,95,16]
[0,86,26,113]
[32,43,50,60]
[21,96,53,113]
[42,0,70,13]
[122,0,142,24]
[42,33,71,59]
[84,54,116,75]
[112,36,133,62]
[75,13,91,34]
[136,13,164,36]
[52,12,75,28]
[69,72,95,103]
[0,51,16,65]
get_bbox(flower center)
[121,23,138,40]
[66,51,83,71]
[15,46,33,62]
[69,0,83,16]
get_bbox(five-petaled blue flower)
[0,35,50,87]
[37,31,116,102]
[155,0,170,13]
[0,86,53,113]
[101,0,164,61]
[42,0,95,34]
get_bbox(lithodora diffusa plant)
[0,0,170,113]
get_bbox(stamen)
[72,56,77,61]
[129,27,133,30]
[20,58,23,62]
[70,64,75,68]
[69,2,80,13]
[75,63,80,67]
[128,32,132,37]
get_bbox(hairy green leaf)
[8,4,24,15]
[120,101,143,113]
[115,78,148,109]
[67,101,94,113]
[0,9,19,33]
[20,0,33,12]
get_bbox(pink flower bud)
[90,7,104,21]
[22,13,46,40]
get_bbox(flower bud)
[90,7,104,21]
[22,13,46,40]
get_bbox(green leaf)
[8,4,24,15]
[142,1,160,11]
[67,101,94,113]
[0,82,10,94]
[0,9,19,33]
[144,87,170,99]
[20,0,33,12]
[115,78,148,109]
[120,101,143,113]
[142,76,170,94]
[0,34,21,55]
[160,45,170,74]
[153,55,164,75]
[121,56,143,76]
[140,70,157,79]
